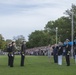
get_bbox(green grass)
[0,55,76,75]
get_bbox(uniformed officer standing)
[73,42,76,63]
[64,39,71,66]
[10,42,16,67]
[53,44,58,63]
[20,41,26,66]
[7,43,12,66]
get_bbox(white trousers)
[58,55,62,65]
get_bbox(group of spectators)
[26,46,53,56]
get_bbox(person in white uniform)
[58,42,63,65]
[47,44,51,58]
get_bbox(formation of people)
[7,41,26,67]
[52,39,76,66]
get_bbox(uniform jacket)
[58,45,63,55]
[65,44,71,55]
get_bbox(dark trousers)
[66,55,70,66]
[10,56,14,67]
[20,55,25,66]
[54,55,58,63]
[8,56,11,66]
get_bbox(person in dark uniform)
[65,39,71,66]
[10,42,16,67]
[73,42,76,63]
[53,44,58,63]
[7,43,12,66]
[20,41,26,66]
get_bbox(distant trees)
[0,34,26,51]
[27,30,51,48]
[27,4,76,48]
[45,17,71,42]
[27,16,71,47]
[65,4,76,39]
[0,34,6,51]
[13,35,25,51]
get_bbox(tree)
[65,4,76,39]
[0,34,4,40]
[0,40,6,51]
[25,4,76,48]
[28,30,51,48]
[13,35,25,51]
[0,34,6,51]
[6,39,12,45]
[45,16,71,43]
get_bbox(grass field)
[0,55,76,75]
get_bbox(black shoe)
[10,66,13,67]
[67,65,70,66]
[21,65,24,67]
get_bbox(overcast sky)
[0,0,76,40]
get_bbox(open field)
[0,55,76,75]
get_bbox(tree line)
[0,4,76,51]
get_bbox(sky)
[0,0,76,41]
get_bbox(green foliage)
[45,17,71,42]
[65,4,76,39]
[0,40,6,50]
[27,4,76,47]
[0,34,6,50]
[0,34,4,40]
[44,4,76,43]
[6,39,12,45]
[13,35,25,50]
[28,30,51,48]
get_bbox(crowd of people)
[26,46,52,56]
